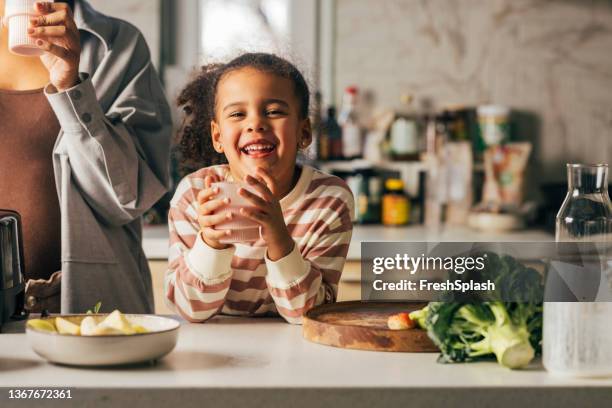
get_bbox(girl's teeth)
[244,144,274,152]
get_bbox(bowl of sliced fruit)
[26,310,180,366]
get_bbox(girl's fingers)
[204,176,213,189]
[240,208,266,224]
[198,211,233,228]
[204,175,221,189]
[202,227,232,241]
[28,25,67,37]
[199,197,229,215]
[239,186,269,209]
[255,167,279,195]
[245,175,274,202]
[196,186,220,205]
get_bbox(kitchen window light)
[200,0,291,60]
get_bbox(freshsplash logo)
[372,253,487,275]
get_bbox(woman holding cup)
[0,1,172,313]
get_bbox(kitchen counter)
[1,317,610,408]
[142,224,554,260]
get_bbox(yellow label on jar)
[382,195,410,225]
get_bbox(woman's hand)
[28,2,81,92]
[196,175,233,250]
[239,168,294,261]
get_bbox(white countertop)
[1,317,610,407]
[142,224,554,260]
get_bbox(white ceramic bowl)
[26,314,180,366]
[467,211,525,232]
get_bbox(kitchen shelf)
[314,158,425,174]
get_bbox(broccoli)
[409,253,544,369]
[408,305,429,329]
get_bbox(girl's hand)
[196,175,233,250]
[239,168,293,261]
[28,2,81,92]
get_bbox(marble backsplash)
[335,0,612,182]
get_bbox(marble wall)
[335,0,612,182]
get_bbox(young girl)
[164,53,354,324]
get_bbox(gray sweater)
[44,0,172,313]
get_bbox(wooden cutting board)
[303,301,438,352]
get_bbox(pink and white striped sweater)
[164,165,354,324]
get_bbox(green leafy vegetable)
[409,253,543,369]
[408,305,429,329]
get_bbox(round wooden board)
[303,301,438,352]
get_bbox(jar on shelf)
[477,105,510,146]
[382,179,410,226]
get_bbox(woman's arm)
[164,177,235,323]
[47,65,171,226]
[34,2,171,226]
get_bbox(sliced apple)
[80,316,99,336]
[27,318,57,333]
[55,317,80,335]
[132,324,148,334]
[92,324,124,335]
[98,310,136,334]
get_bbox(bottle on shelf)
[441,105,470,142]
[382,178,410,226]
[338,86,363,160]
[412,170,427,224]
[321,106,343,161]
[390,94,420,161]
[423,114,450,230]
[356,169,382,224]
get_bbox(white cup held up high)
[3,0,54,56]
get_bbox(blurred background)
[83,0,612,311]
[89,0,612,232]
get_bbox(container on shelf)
[356,171,382,224]
[544,163,612,377]
[318,106,343,161]
[338,87,363,160]
[477,105,510,146]
[382,178,410,226]
[390,117,419,161]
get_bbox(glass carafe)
[543,163,612,377]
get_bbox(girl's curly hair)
[176,53,310,175]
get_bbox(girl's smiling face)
[211,67,311,192]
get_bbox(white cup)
[212,182,262,244]
[4,0,53,56]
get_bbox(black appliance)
[0,209,26,332]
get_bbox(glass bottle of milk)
[544,163,612,377]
